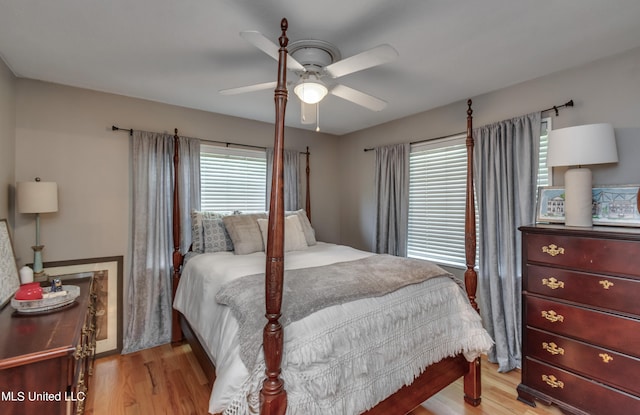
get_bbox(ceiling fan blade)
[324,44,398,79]
[330,84,387,111]
[240,31,306,72]
[219,81,277,95]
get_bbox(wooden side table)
[0,275,96,415]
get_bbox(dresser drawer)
[526,264,640,316]
[526,327,640,396]
[526,296,640,357]
[523,358,640,415]
[525,233,640,278]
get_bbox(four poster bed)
[171,19,491,415]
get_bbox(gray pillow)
[203,217,234,253]
[222,213,268,255]
[191,210,225,252]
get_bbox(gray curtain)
[123,131,200,354]
[177,136,201,252]
[473,112,541,372]
[266,148,300,211]
[374,143,410,256]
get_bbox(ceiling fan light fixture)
[294,75,328,104]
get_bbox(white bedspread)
[173,243,493,415]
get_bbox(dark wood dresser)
[517,224,640,415]
[0,276,97,415]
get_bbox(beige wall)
[13,81,341,309]
[339,46,640,252]
[0,58,16,223]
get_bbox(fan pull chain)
[315,103,320,132]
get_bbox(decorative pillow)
[222,213,268,255]
[191,210,225,253]
[257,215,308,252]
[286,209,317,246]
[202,217,234,253]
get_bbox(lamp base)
[564,168,593,227]
[31,245,46,279]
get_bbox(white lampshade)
[17,180,59,213]
[546,123,618,167]
[294,74,328,105]
[546,123,618,227]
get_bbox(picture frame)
[536,187,566,224]
[536,185,640,227]
[0,219,20,309]
[43,256,123,356]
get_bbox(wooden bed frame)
[170,18,481,415]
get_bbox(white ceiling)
[2,1,640,136]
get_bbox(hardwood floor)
[85,343,563,415]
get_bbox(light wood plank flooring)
[85,343,562,415]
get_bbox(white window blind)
[407,135,469,267]
[200,144,266,212]
[538,117,552,188]
[408,119,550,268]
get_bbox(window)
[200,144,266,212]
[538,117,552,188]
[407,135,470,267]
[407,119,551,268]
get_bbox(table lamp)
[546,123,618,227]
[17,178,59,278]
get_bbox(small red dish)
[14,282,43,300]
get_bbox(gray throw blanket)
[215,254,453,370]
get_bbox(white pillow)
[286,209,317,246]
[257,215,308,252]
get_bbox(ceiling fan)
[220,30,398,129]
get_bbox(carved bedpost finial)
[467,99,473,117]
[280,18,289,48]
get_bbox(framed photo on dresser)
[42,256,123,356]
[536,185,640,227]
[0,219,20,309]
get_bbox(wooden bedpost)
[305,146,311,224]
[171,128,184,344]
[261,18,289,415]
[463,99,481,406]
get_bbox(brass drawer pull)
[599,280,614,290]
[542,244,564,257]
[542,342,565,355]
[541,310,564,323]
[73,344,84,360]
[542,374,564,388]
[599,353,614,363]
[542,277,565,290]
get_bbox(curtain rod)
[541,99,574,116]
[112,125,133,136]
[112,125,310,154]
[202,138,310,155]
[363,98,574,152]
